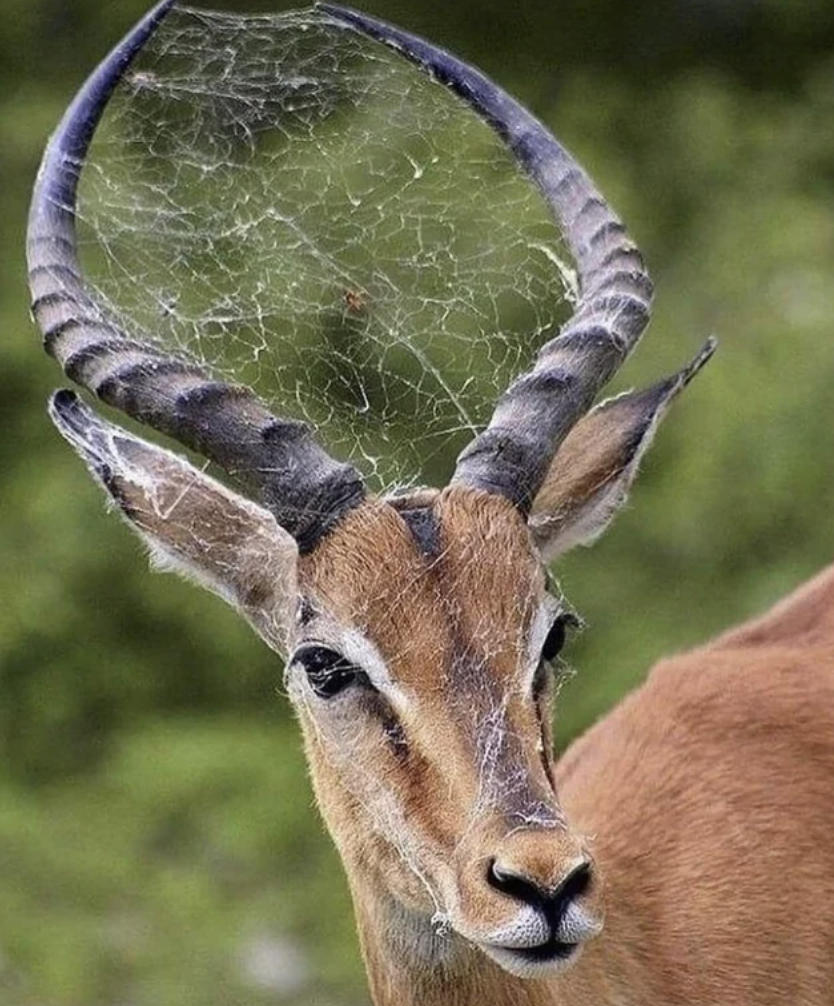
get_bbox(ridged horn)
[320,4,654,514]
[27,0,365,553]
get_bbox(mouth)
[480,935,582,978]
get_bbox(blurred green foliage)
[2,0,834,1003]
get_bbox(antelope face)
[290,488,599,976]
[30,0,714,987]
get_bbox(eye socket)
[533,613,576,702]
[292,645,366,699]
[541,616,568,664]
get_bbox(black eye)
[542,615,569,663]
[292,645,365,699]
[533,613,577,702]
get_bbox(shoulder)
[557,566,834,809]
[708,562,834,651]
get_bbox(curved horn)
[320,4,653,514]
[27,0,365,553]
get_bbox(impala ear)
[529,340,715,561]
[49,390,298,654]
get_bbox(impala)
[27,3,834,1004]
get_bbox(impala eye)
[292,645,366,699]
[542,615,569,664]
[533,613,577,701]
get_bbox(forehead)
[297,486,544,687]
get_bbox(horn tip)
[140,0,178,29]
[316,3,366,24]
[30,0,177,213]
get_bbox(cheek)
[294,698,410,836]
[298,712,455,909]
[297,710,387,856]
[295,697,381,780]
[301,704,461,845]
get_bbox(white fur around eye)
[289,619,412,714]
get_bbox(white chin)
[479,939,584,979]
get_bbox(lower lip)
[506,939,579,966]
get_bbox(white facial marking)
[557,900,603,943]
[481,906,550,949]
[287,615,412,714]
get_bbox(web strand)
[76,5,573,492]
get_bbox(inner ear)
[530,341,715,561]
[49,390,299,653]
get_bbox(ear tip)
[681,336,718,387]
[49,387,79,412]
[695,334,719,365]
[48,387,90,434]
[47,388,118,477]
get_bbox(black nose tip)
[487,858,592,917]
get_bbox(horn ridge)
[27,0,365,551]
[320,4,653,513]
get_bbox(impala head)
[28,0,713,981]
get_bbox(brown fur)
[303,504,834,1006]
[71,407,834,1006]
[295,489,598,1003]
[555,566,834,1005]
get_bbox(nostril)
[487,859,547,907]
[487,858,593,915]
[558,861,592,906]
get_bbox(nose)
[487,857,593,921]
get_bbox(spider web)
[77,5,574,493]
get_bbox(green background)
[2,0,834,1002]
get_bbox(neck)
[349,871,604,1006]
